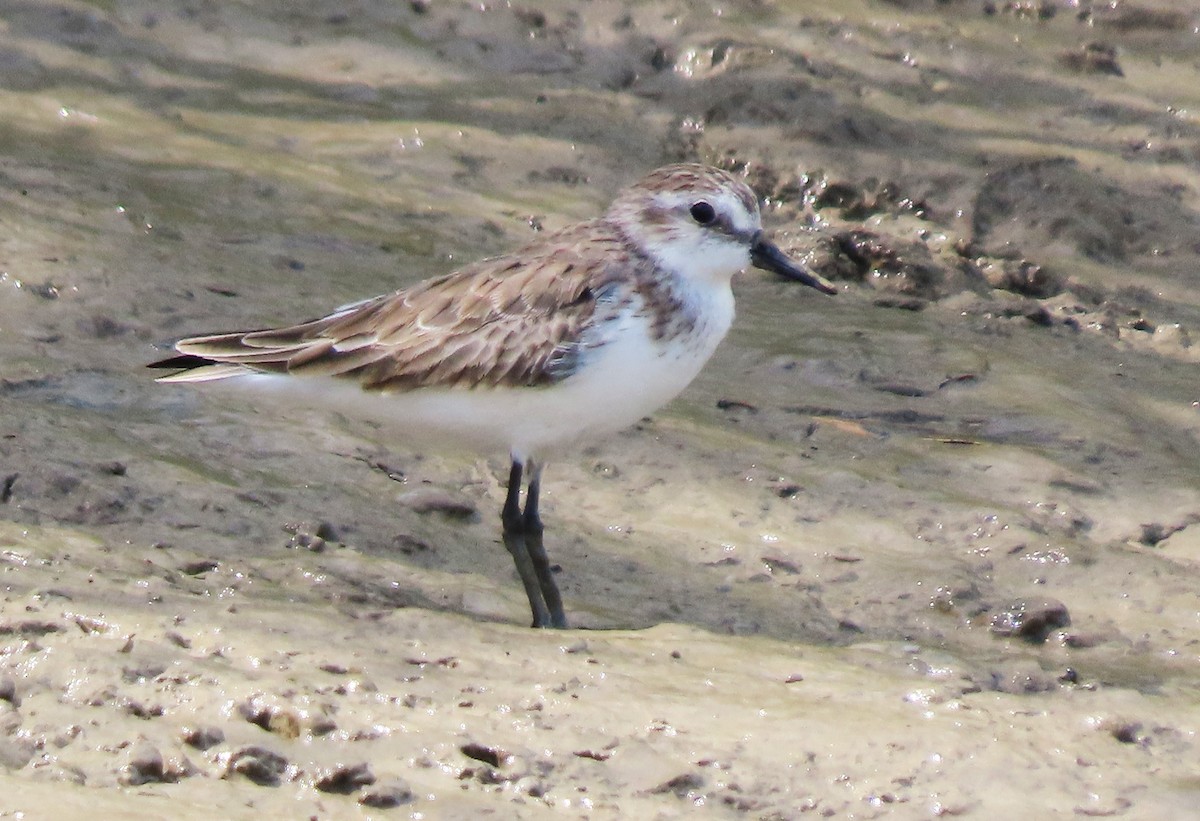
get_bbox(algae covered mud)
[1,0,1198,816]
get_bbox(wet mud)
[1,0,1199,817]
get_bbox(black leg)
[500,459,551,627]
[523,462,568,628]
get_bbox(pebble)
[0,737,34,770]
[225,745,291,786]
[314,761,376,794]
[359,779,417,808]
[180,558,219,575]
[0,676,18,706]
[120,742,165,786]
[182,725,225,751]
[989,597,1071,643]
[460,742,509,767]
[237,697,302,739]
[650,771,706,798]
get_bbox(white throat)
[650,234,750,286]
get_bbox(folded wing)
[151,223,629,392]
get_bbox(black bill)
[750,234,837,295]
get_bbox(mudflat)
[1,1,1198,817]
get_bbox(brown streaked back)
[152,219,641,392]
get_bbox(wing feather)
[151,220,634,392]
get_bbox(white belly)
[218,288,734,462]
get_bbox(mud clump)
[972,158,1144,265]
[989,597,1072,643]
[1059,42,1124,76]
[359,779,417,808]
[224,746,292,787]
[809,229,945,299]
[182,725,225,751]
[314,761,376,794]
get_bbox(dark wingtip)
[147,354,216,371]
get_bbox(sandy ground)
[2,0,1200,817]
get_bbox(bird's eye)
[689,201,716,225]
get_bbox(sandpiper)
[150,163,836,628]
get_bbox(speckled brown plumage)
[164,219,669,391]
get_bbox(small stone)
[314,761,375,794]
[182,725,225,751]
[310,716,338,736]
[762,556,802,575]
[28,281,60,300]
[1059,41,1123,76]
[989,597,1070,643]
[120,742,165,786]
[287,532,325,552]
[1103,719,1143,744]
[460,742,509,767]
[650,771,706,797]
[0,676,18,706]
[573,748,612,761]
[267,711,302,739]
[314,521,340,541]
[715,398,758,413]
[359,779,417,808]
[1138,522,1180,546]
[97,461,127,476]
[976,258,1062,298]
[74,615,109,634]
[225,745,290,786]
[238,697,301,739]
[591,462,621,479]
[0,737,34,770]
[180,559,218,575]
[121,664,166,683]
[50,725,82,749]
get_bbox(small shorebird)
[151,163,835,628]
